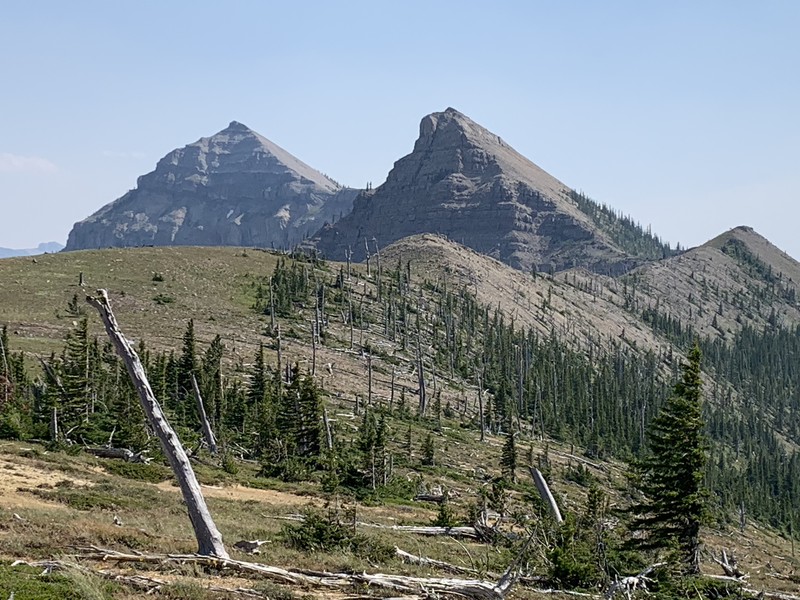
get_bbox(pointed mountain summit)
[310,108,648,274]
[65,122,359,251]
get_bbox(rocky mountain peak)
[225,120,252,132]
[310,109,637,274]
[65,123,358,251]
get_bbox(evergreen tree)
[177,320,197,425]
[629,342,711,573]
[421,432,435,466]
[501,430,517,483]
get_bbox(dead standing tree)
[86,290,229,558]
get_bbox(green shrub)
[221,453,239,475]
[281,507,393,562]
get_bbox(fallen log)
[412,494,447,503]
[711,549,747,579]
[395,546,477,575]
[605,563,665,600]
[71,545,516,599]
[83,447,150,463]
[268,514,483,539]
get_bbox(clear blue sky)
[1,1,798,258]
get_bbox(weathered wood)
[551,450,606,471]
[412,493,446,504]
[529,467,563,523]
[85,290,229,558]
[83,446,150,463]
[605,563,665,600]
[395,546,477,575]
[191,373,218,454]
[268,514,482,539]
[71,545,515,599]
[322,406,333,451]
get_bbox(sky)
[1,1,798,258]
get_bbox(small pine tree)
[629,342,711,573]
[501,430,517,483]
[421,432,435,466]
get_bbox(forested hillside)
[0,244,798,598]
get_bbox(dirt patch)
[156,481,319,508]
[0,453,95,509]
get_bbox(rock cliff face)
[311,108,637,274]
[65,122,358,251]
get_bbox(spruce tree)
[629,342,711,573]
[501,430,517,483]
[421,432,435,466]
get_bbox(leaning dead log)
[83,447,150,463]
[395,546,478,575]
[412,493,447,503]
[191,373,218,454]
[72,545,517,599]
[711,549,747,579]
[529,467,563,523]
[86,290,229,558]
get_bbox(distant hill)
[311,108,674,275]
[64,121,359,251]
[0,241,64,258]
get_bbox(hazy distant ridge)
[0,242,64,258]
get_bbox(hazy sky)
[1,1,798,258]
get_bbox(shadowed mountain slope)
[65,122,359,251]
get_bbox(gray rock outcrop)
[311,108,637,274]
[65,122,358,251]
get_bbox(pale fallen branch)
[71,545,516,599]
[605,563,666,600]
[395,546,478,575]
[267,514,483,539]
[550,450,606,472]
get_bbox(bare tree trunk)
[529,467,563,523]
[191,373,218,454]
[358,291,365,348]
[269,280,275,333]
[320,283,326,335]
[364,237,371,278]
[373,237,382,301]
[86,290,229,558]
[50,407,58,441]
[345,247,352,279]
[348,286,354,350]
[367,354,373,406]
[0,335,9,405]
[311,320,317,377]
[478,377,485,442]
[417,344,426,416]
[276,324,282,385]
[390,368,395,411]
[322,406,333,451]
